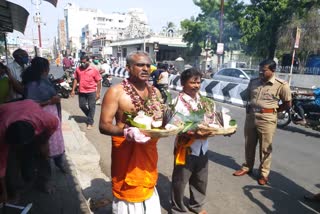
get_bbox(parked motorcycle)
[277,92,320,131]
[49,74,72,98]
[63,68,74,86]
[102,74,112,87]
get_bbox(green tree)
[239,0,320,59]
[180,0,244,56]
[278,7,320,66]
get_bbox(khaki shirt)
[247,74,291,109]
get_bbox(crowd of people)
[0,49,68,204]
[0,49,319,214]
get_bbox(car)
[211,67,259,84]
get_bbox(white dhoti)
[112,188,161,214]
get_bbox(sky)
[8,0,202,43]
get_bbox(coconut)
[152,120,163,128]
[133,111,153,129]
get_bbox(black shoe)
[304,194,320,202]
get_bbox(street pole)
[217,0,224,69]
[32,0,42,56]
[38,20,42,48]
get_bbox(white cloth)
[101,63,111,75]
[157,71,169,85]
[112,188,161,214]
[7,61,24,100]
[124,127,150,143]
[174,93,208,156]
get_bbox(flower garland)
[178,92,202,112]
[179,92,215,114]
[122,78,163,118]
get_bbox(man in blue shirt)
[295,88,320,125]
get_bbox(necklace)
[122,78,162,116]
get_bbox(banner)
[216,43,224,55]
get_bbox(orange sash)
[111,136,158,202]
[174,135,195,165]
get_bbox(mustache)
[140,71,149,75]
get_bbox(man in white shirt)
[7,48,29,101]
[171,68,211,214]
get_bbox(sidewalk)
[0,110,111,214]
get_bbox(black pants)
[171,154,208,214]
[78,92,96,125]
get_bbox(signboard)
[294,27,301,49]
[216,43,224,55]
[153,42,159,52]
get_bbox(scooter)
[277,92,320,131]
[49,74,72,98]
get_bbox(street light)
[31,0,43,56]
[139,22,148,52]
[31,0,42,47]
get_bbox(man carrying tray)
[99,51,162,214]
[170,68,215,214]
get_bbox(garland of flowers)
[178,92,202,112]
[179,92,215,114]
[122,78,163,118]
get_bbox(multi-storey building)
[57,19,66,55]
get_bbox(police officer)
[233,59,291,185]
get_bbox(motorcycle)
[102,74,112,87]
[157,84,169,103]
[63,68,74,87]
[277,92,320,131]
[49,74,72,98]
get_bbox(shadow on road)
[278,125,320,138]
[158,173,172,213]
[207,150,240,171]
[207,150,320,213]
[68,115,87,124]
[243,177,320,213]
[83,178,112,214]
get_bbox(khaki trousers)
[242,113,277,177]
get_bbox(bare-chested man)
[99,51,162,214]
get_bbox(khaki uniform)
[242,74,291,177]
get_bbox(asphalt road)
[51,65,320,214]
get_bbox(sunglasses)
[134,63,151,68]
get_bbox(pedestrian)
[62,55,72,71]
[0,100,59,202]
[90,57,105,105]
[99,51,162,214]
[71,55,101,130]
[22,57,66,173]
[156,63,169,103]
[233,59,291,185]
[294,87,320,125]
[170,68,212,214]
[6,48,29,101]
[150,62,162,87]
[168,64,177,75]
[55,57,60,67]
